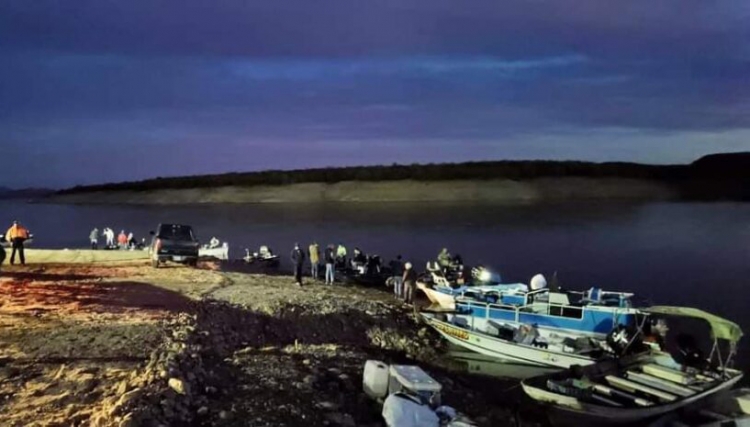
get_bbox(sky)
[1,0,749,188]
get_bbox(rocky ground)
[0,255,542,427]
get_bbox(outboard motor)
[530,274,547,291]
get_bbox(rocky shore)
[0,256,540,427]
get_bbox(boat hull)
[422,314,596,369]
[417,282,456,309]
[522,366,744,424]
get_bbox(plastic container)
[363,360,390,399]
[388,365,442,406]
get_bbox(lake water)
[2,200,749,374]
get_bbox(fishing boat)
[421,311,627,369]
[199,241,229,260]
[521,306,744,425]
[418,282,529,310]
[417,264,525,309]
[455,286,639,340]
[243,246,280,267]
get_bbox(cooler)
[388,365,442,406]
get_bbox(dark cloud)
[0,0,748,187]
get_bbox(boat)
[418,264,523,309]
[421,311,623,369]
[243,246,280,267]
[199,241,229,260]
[521,306,744,425]
[454,285,639,340]
[342,253,392,286]
[418,282,528,310]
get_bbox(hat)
[405,262,413,269]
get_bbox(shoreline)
[48,177,679,205]
[0,250,531,427]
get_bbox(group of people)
[89,227,141,250]
[0,220,31,269]
[289,242,418,304]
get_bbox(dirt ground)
[0,252,537,427]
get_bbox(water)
[2,200,749,374]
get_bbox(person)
[389,255,404,298]
[5,220,30,265]
[437,248,453,269]
[308,242,320,280]
[89,228,99,250]
[290,243,306,286]
[353,248,366,264]
[324,244,336,285]
[336,243,348,268]
[402,262,417,304]
[104,227,115,247]
[0,241,6,273]
[117,230,128,249]
[127,232,135,249]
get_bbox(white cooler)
[388,365,442,406]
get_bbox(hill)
[51,154,750,204]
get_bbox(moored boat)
[199,241,229,260]
[421,311,626,369]
[521,307,744,425]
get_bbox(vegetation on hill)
[57,160,687,194]
[53,153,750,201]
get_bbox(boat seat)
[642,364,710,387]
[625,372,695,397]
[605,376,678,403]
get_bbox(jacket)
[309,244,320,263]
[291,248,306,266]
[403,268,417,283]
[324,247,335,264]
[5,225,30,241]
[90,229,99,241]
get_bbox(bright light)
[479,270,492,282]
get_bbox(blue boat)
[455,287,639,338]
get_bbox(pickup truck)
[149,224,200,268]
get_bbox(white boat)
[521,306,744,425]
[418,281,528,310]
[421,311,616,369]
[199,241,229,260]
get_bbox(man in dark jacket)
[324,244,336,285]
[389,255,404,298]
[402,262,417,304]
[0,241,6,274]
[291,243,306,286]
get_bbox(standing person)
[127,232,135,249]
[402,262,417,305]
[0,241,6,273]
[336,243,347,268]
[308,242,320,280]
[105,228,115,247]
[324,244,336,285]
[389,255,404,299]
[89,228,99,250]
[117,230,128,249]
[290,243,306,287]
[5,220,30,266]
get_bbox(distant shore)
[48,177,679,205]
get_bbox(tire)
[151,258,159,268]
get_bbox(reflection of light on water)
[447,345,559,380]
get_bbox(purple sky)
[1,0,749,188]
